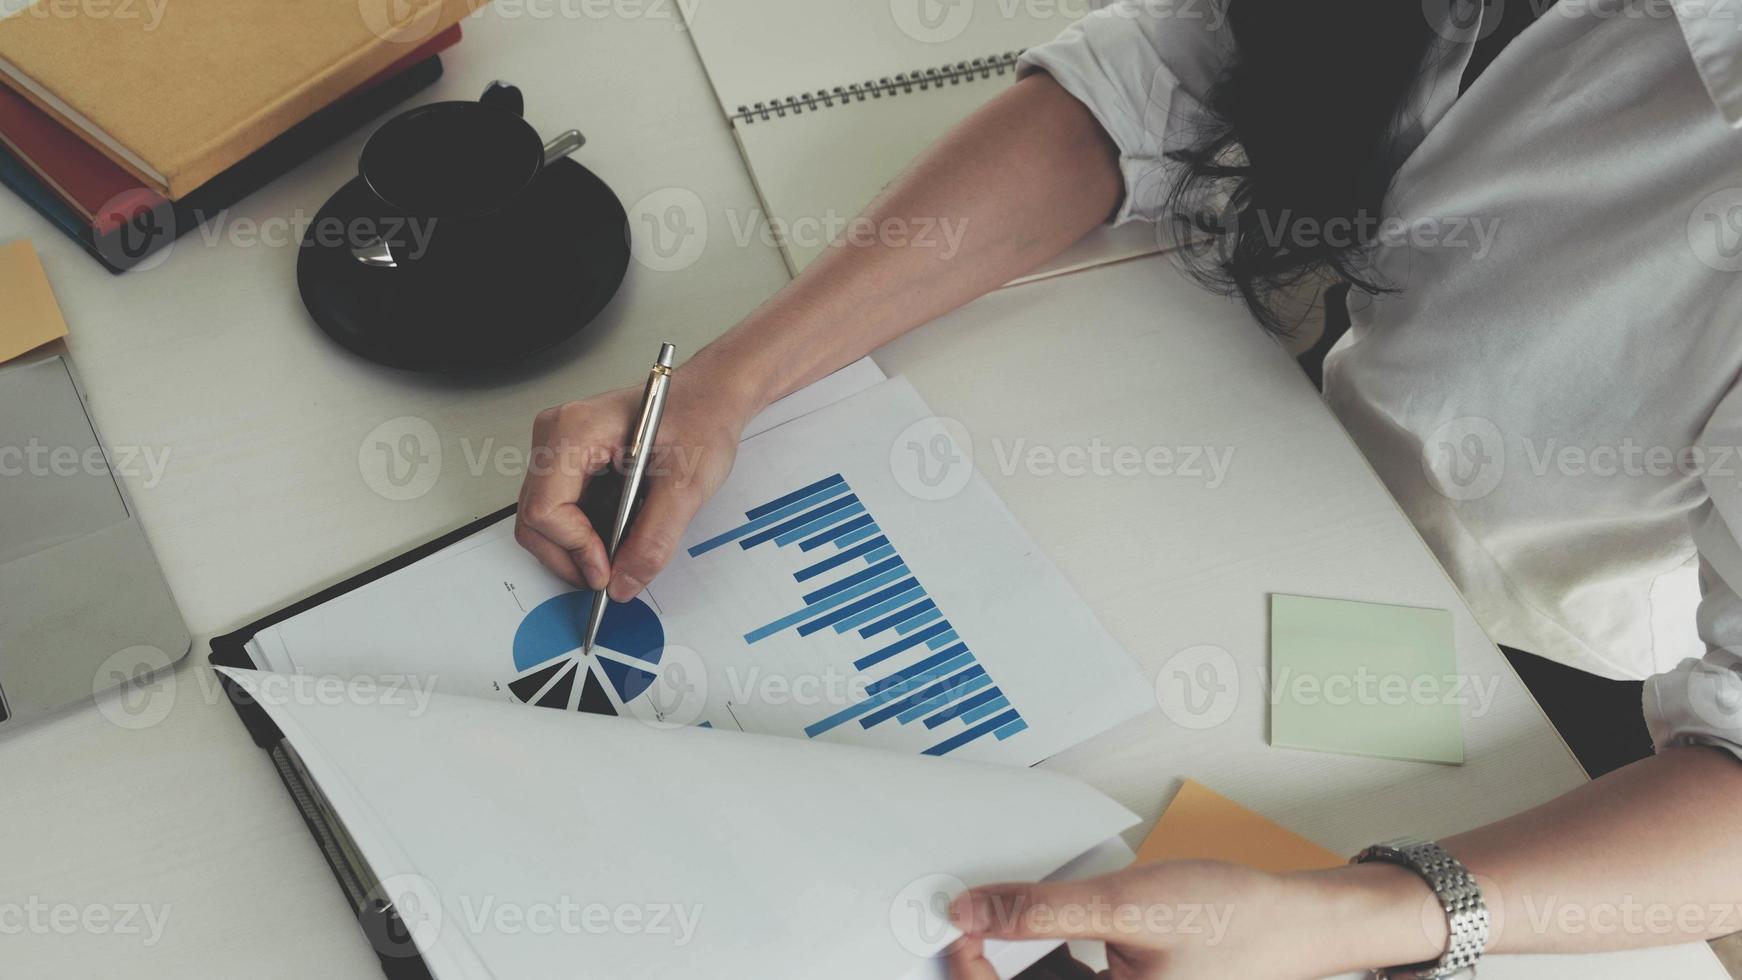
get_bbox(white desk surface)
[0,9,1724,980]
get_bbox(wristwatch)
[1352,838,1489,979]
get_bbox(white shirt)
[1022,0,1742,757]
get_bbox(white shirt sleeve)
[1017,0,1233,225]
[1644,386,1742,761]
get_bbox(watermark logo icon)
[890,0,973,43]
[93,645,177,730]
[889,416,975,501]
[360,416,443,501]
[626,643,710,728]
[1689,188,1742,273]
[1421,415,1505,501]
[1422,0,1501,43]
[93,190,177,273]
[365,874,445,958]
[1154,644,1239,730]
[1685,661,1742,733]
[889,873,966,955]
[358,0,445,43]
[628,187,709,272]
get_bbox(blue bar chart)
[689,473,1028,756]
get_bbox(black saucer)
[297,158,629,373]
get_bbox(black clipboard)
[208,502,519,980]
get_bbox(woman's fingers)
[512,519,587,588]
[950,878,1126,943]
[519,403,617,590]
[944,935,1002,980]
[607,467,713,601]
[946,935,1100,980]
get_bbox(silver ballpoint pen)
[581,342,675,656]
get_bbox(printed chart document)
[245,374,1153,765]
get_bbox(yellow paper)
[1137,779,1342,874]
[0,240,69,363]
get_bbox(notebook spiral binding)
[731,51,1023,125]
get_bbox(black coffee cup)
[350,81,584,269]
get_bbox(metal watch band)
[1352,838,1489,979]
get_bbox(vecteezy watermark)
[458,897,703,943]
[965,890,1235,945]
[891,416,977,502]
[622,643,710,728]
[890,0,1225,45]
[1421,416,1506,502]
[1690,188,1742,273]
[890,873,967,955]
[1424,0,1686,44]
[889,421,1233,502]
[1681,654,1742,732]
[1423,415,1742,502]
[363,874,702,954]
[722,664,878,711]
[889,0,977,43]
[360,416,444,501]
[241,672,440,717]
[726,209,970,262]
[0,0,170,29]
[358,416,723,502]
[458,437,708,486]
[1422,0,1503,41]
[1154,644,1241,731]
[629,187,710,273]
[94,201,443,271]
[1518,897,1742,940]
[93,646,178,731]
[1156,647,1505,731]
[0,439,172,489]
[476,0,703,26]
[359,0,447,44]
[1254,210,1502,261]
[626,188,973,273]
[0,898,172,947]
[1271,665,1502,717]
[990,438,1233,487]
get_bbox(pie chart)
[507,592,664,716]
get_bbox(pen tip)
[657,343,675,369]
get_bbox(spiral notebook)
[680,0,1164,283]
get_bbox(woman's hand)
[515,358,761,599]
[946,860,1446,980]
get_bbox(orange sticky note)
[0,240,70,363]
[1137,780,1343,874]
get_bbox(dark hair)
[1167,0,1448,333]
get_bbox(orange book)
[1137,779,1343,874]
[0,0,485,199]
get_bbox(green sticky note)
[1270,594,1464,765]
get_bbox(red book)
[0,24,461,234]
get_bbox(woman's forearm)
[1445,745,1742,953]
[691,72,1123,418]
[1299,746,1742,974]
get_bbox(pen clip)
[628,367,669,459]
[627,344,676,460]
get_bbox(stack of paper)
[227,362,1155,979]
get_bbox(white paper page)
[730,81,1162,283]
[223,669,1139,980]
[248,376,1152,765]
[682,0,1091,115]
